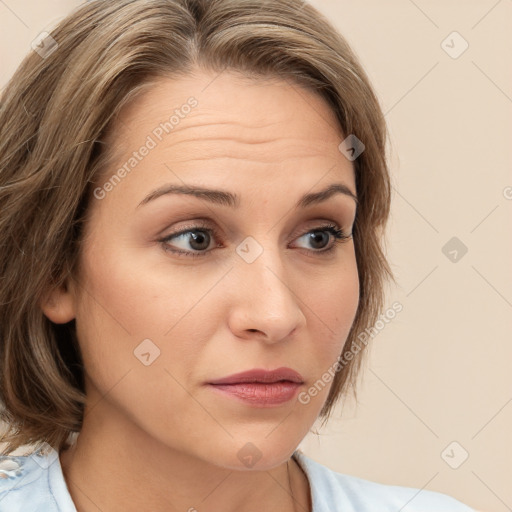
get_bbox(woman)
[0,0,474,510]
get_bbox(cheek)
[292,255,359,411]
[76,240,197,337]
[306,252,360,355]
[73,238,221,390]
[72,244,204,432]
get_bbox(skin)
[42,68,360,512]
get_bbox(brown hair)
[0,0,393,455]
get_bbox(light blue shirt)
[0,445,475,511]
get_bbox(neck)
[59,392,311,512]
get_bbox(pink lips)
[207,367,304,407]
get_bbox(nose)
[226,242,306,344]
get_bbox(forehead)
[109,69,345,153]
[91,69,355,215]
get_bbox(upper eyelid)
[160,221,350,246]
[161,213,353,234]
[162,219,347,237]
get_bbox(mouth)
[207,367,304,407]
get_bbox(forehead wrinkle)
[158,121,340,150]
[159,138,341,165]
[158,120,289,143]
[164,134,313,147]
[124,105,286,135]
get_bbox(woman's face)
[58,69,359,469]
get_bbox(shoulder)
[293,450,475,512]
[0,445,77,512]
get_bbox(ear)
[40,279,77,324]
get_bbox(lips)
[208,367,304,385]
[207,367,304,407]
[209,381,302,405]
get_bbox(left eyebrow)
[297,183,358,208]
[136,182,358,209]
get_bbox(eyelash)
[158,221,352,259]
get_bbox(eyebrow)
[137,182,358,209]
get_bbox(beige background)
[1,1,511,511]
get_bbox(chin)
[207,438,298,472]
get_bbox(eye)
[158,222,352,258]
[159,223,219,258]
[292,223,352,254]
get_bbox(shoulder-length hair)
[0,0,393,455]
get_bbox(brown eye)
[293,224,351,253]
[305,230,331,250]
[160,227,217,257]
